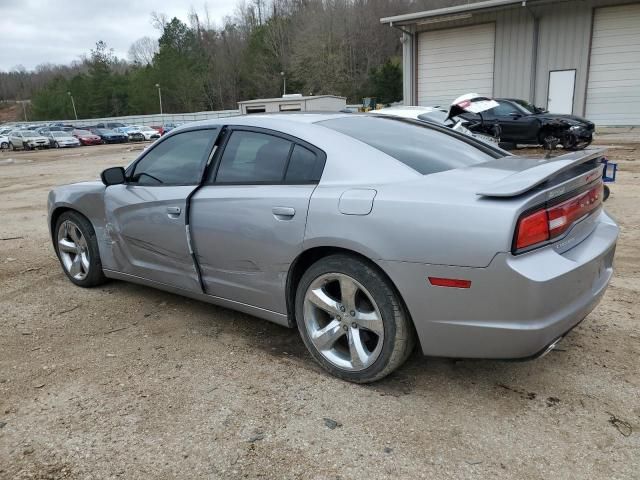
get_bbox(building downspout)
[523,1,539,105]
[390,22,416,105]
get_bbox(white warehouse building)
[238,95,347,115]
[381,0,640,126]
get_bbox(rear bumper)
[380,210,618,359]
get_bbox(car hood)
[533,113,592,126]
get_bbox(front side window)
[215,131,292,183]
[130,129,215,185]
[489,101,521,116]
[319,116,498,176]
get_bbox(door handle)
[272,206,295,219]
[167,206,181,217]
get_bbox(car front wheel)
[0,141,8,151]
[54,211,107,287]
[296,254,415,383]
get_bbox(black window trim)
[206,125,327,186]
[124,126,220,187]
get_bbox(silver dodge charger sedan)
[48,113,618,383]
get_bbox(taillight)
[516,209,549,249]
[514,182,603,252]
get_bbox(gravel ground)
[0,141,638,479]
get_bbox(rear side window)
[285,145,321,182]
[319,116,497,175]
[216,131,292,183]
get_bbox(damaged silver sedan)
[48,114,618,382]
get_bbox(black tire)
[295,254,416,383]
[54,211,107,288]
[0,141,8,151]
[54,141,59,148]
[603,184,611,202]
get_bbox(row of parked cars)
[0,122,181,151]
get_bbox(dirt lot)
[0,141,638,479]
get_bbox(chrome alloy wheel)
[303,273,384,371]
[57,220,90,281]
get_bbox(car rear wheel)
[296,254,415,383]
[54,211,107,288]
[54,141,59,148]
[0,141,8,151]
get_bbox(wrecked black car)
[461,98,595,150]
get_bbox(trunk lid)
[476,148,605,198]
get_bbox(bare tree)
[128,37,159,65]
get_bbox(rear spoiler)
[477,148,606,197]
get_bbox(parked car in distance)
[461,98,595,150]
[47,131,80,148]
[48,114,617,383]
[133,125,161,141]
[115,126,145,142]
[72,129,102,146]
[96,122,127,130]
[88,127,128,144]
[160,123,180,135]
[9,130,50,150]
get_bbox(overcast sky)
[0,0,238,71]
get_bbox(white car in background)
[373,105,448,122]
[8,130,50,150]
[47,131,81,148]
[374,95,502,147]
[129,125,161,141]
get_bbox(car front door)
[189,127,325,314]
[489,101,539,142]
[103,128,218,292]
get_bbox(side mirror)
[509,112,522,119]
[101,167,126,186]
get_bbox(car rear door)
[189,127,325,314]
[103,128,218,292]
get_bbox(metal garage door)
[586,4,640,125]
[417,24,495,107]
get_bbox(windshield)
[319,116,501,175]
[75,130,91,135]
[511,99,538,114]
[52,132,69,137]
[22,131,38,137]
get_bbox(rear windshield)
[319,116,500,175]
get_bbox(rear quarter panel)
[305,176,517,268]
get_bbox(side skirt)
[103,269,290,328]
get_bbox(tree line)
[0,0,452,121]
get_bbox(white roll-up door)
[586,4,640,126]
[417,24,495,108]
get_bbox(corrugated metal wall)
[532,2,593,115]
[405,0,640,122]
[415,8,535,104]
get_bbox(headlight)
[569,125,582,131]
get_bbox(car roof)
[174,112,353,131]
